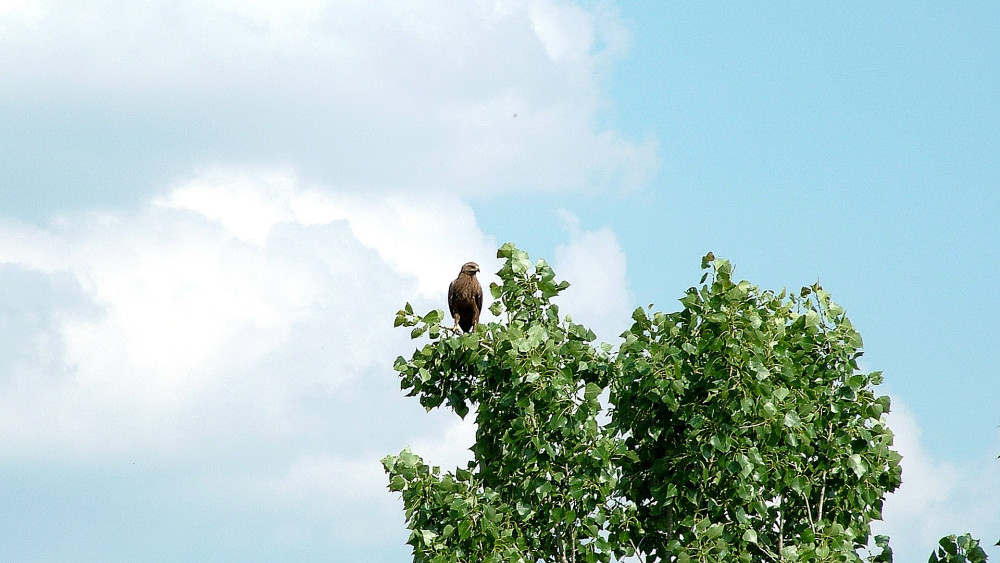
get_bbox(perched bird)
[448,262,482,333]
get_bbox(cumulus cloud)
[0,171,503,559]
[552,210,633,342]
[159,168,500,297]
[0,168,502,452]
[1,0,657,211]
[0,167,648,558]
[873,400,1000,561]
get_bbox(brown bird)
[448,262,482,333]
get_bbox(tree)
[611,253,899,561]
[383,244,977,562]
[384,243,626,562]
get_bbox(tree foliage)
[613,253,900,561]
[383,243,981,562]
[386,243,624,563]
[929,534,989,563]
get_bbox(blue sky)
[1,2,997,561]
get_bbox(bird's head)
[461,262,480,276]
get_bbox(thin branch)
[817,479,827,524]
[629,537,645,563]
[777,494,784,557]
[803,491,816,533]
[750,541,780,562]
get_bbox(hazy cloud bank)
[0,170,635,559]
[1,0,657,217]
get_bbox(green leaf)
[848,329,864,348]
[695,518,710,534]
[710,435,723,452]
[783,411,801,427]
[715,259,732,278]
[939,535,958,555]
[848,453,867,478]
[780,545,799,561]
[755,364,771,380]
[585,382,602,402]
[398,447,420,467]
[512,253,532,274]
[526,325,547,347]
[790,476,809,495]
[742,529,757,544]
[680,291,698,308]
[804,309,820,328]
[701,251,715,269]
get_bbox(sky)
[0,1,997,561]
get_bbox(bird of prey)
[448,262,482,333]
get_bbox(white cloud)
[1,0,657,199]
[874,400,1000,561]
[160,167,502,298]
[0,171,644,558]
[552,210,633,342]
[411,414,478,471]
[158,170,301,245]
[0,171,509,558]
[0,171,497,460]
[0,0,45,25]
[529,0,596,63]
